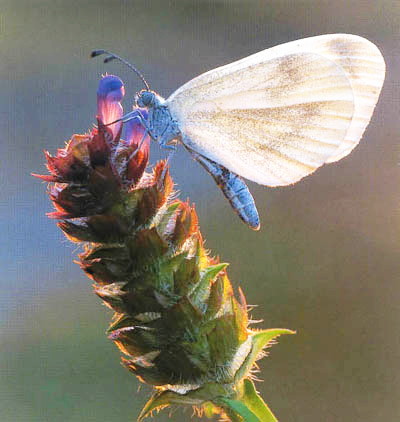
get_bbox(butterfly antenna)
[91,49,150,91]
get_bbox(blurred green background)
[1,1,399,421]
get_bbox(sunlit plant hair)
[35,75,294,422]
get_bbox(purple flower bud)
[97,75,125,138]
[123,108,151,183]
[124,108,150,148]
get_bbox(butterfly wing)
[283,34,386,163]
[166,34,385,186]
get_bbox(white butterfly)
[93,34,385,230]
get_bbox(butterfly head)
[136,90,162,108]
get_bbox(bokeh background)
[1,1,399,421]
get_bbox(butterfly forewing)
[167,34,385,186]
[279,34,385,163]
[167,52,354,186]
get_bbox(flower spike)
[36,74,293,421]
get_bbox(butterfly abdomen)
[219,170,260,230]
[188,149,260,230]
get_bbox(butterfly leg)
[156,114,180,151]
[120,109,178,152]
[159,137,177,151]
[110,109,151,160]
[119,108,146,124]
[159,134,178,178]
[128,130,149,160]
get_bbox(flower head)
[97,74,125,138]
[34,75,152,218]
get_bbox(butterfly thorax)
[136,89,180,146]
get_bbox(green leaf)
[190,262,229,305]
[202,401,219,418]
[213,379,279,421]
[138,383,229,421]
[137,390,194,421]
[216,397,259,422]
[157,201,181,235]
[235,328,295,383]
[205,274,234,320]
[240,379,277,422]
[201,263,229,283]
[137,390,171,421]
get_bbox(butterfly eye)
[136,91,155,107]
